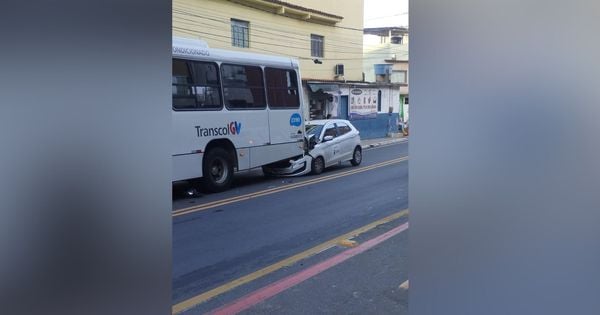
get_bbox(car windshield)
[305,124,324,138]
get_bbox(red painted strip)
[210,222,409,315]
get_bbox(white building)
[363,27,409,122]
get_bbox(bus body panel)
[267,109,304,146]
[249,142,302,169]
[236,147,250,171]
[172,153,203,182]
[264,61,305,149]
[172,37,306,183]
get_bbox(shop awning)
[307,83,340,93]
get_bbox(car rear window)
[336,122,352,135]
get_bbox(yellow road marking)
[173,156,409,217]
[172,209,409,314]
[337,239,358,248]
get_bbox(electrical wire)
[174,25,407,61]
[173,3,402,46]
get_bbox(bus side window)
[172,59,196,110]
[265,68,299,109]
[172,59,223,111]
[190,61,222,110]
[221,64,266,110]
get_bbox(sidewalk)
[242,215,409,315]
[360,133,408,149]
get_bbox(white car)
[263,119,362,176]
[305,119,363,174]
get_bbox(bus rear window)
[221,64,266,109]
[265,68,299,109]
[172,59,222,111]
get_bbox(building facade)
[363,27,409,123]
[174,0,363,80]
[173,0,401,138]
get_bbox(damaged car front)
[261,123,324,177]
[263,119,363,177]
[261,140,314,178]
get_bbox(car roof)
[307,119,351,125]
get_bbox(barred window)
[231,19,249,48]
[311,34,324,57]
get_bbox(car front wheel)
[311,156,325,175]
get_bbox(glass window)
[392,70,407,83]
[323,126,337,138]
[311,34,324,57]
[265,68,299,109]
[172,59,222,111]
[221,64,266,109]
[172,60,195,110]
[190,61,222,109]
[336,122,351,135]
[306,124,324,138]
[231,19,249,48]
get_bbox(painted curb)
[361,137,408,148]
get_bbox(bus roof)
[172,37,299,68]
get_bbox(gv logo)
[229,121,242,135]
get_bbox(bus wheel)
[202,147,233,192]
[311,156,325,175]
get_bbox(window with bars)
[311,34,324,57]
[231,19,249,48]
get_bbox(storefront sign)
[349,88,377,120]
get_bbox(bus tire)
[202,147,234,193]
[311,156,325,175]
[350,146,362,166]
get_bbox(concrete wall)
[343,85,400,138]
[351,113,400,139]
[173,0,364,81]
[393,61,409,94]
[340,85,400,114]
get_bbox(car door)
[334,121,354,161]
[320,122,341,166]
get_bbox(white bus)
[172,37,307,192]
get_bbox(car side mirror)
[323,135,334,142]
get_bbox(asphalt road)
[172,141,409,314]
